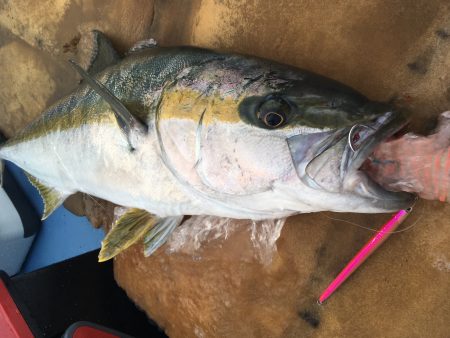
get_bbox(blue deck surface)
[7,163,105,272]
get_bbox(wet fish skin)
[0,44,414,223]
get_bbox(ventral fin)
[98,208,158,262]
[144,216,183,257]
[69,60,147,151]
[25,172,68,220]
[84,30,120,75]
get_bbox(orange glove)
[364,112,450,202]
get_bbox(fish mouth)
[287,111,416,211]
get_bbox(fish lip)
[341,111,416,210]
[344,111,406,173]
[287,110,416,211]
[343,171,417,211]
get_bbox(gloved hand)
[363,112,450,203]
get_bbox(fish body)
[0,37,415,258]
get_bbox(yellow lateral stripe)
[9,87,242,148]
[7,100,117,146]
[158,88,242,124]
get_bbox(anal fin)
[99,208,159,262]
[25,172,69,220]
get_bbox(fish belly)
[0,123,197,217]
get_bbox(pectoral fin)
[25,172,69,220]
[99,208,159,262]
[144,216,183,257]
[69,60,147,151]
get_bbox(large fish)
[0,32,414,261]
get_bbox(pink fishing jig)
[318,208,412,304]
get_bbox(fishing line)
[322,205,423,234]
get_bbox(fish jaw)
[287,111,416,212]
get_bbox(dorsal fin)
[25,172,69,220]
[127,38,158,54]
[69,60,147,151]
[84,30,120,75]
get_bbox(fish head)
[234,67,416,213]
[160,55,415,214]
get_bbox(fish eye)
[257,98,290,128]
[259,111,285,128]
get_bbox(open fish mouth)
[287,111,416,211]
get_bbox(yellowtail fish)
[0,31,415,261]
